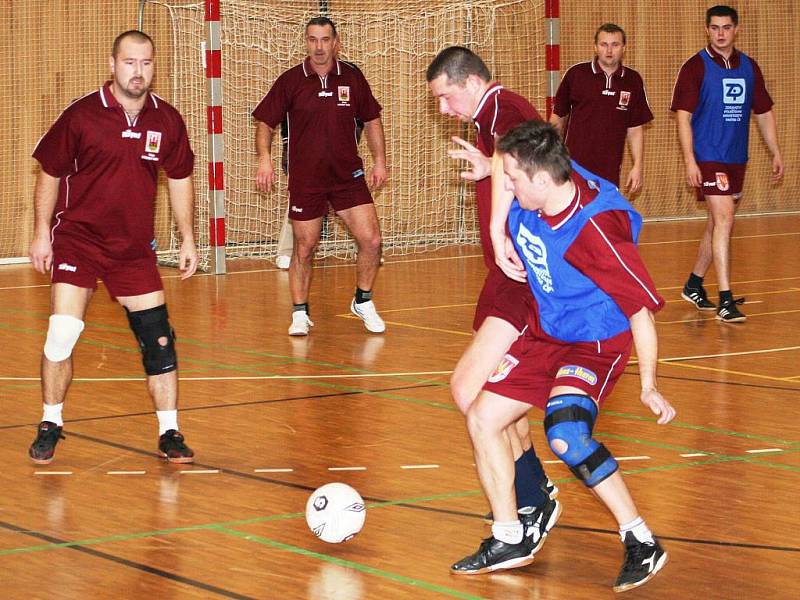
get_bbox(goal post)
[137,0,546,271]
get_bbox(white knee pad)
[44,314,85,362]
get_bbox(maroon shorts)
[473,269,532,332]
[51,237,163,299]
[697,161,746,198]
[483,329,633,410]
[288,178,373,221]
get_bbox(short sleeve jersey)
[252,58,382,192]
[553,59,653,186]
[33,82,194,259]
[472,84,542,270]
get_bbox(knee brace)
[43,314,85,362]
[126,304,177,376]
[544,394,618,488]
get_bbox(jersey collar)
[471,82,503,122]
[704,44,740,68]
[302,57,342,78]
[99,81,159,110]
[591,57,625,78]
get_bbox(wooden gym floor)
[0,215,798,599]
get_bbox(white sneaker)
[288,311,313,336]
[350,299,385,333]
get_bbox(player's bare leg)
[337,203,381,291]
[691,212,714,279]
[338,204,385,332]
[289,217,323,304]
[29,283,93,464]
[705,194,737,291]
[42,283,93,407]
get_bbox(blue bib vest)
[508,162,642,343]
[692,50,754,164]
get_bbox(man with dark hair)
[550,23,653,192]
[458,119,674,591]
[253,17,388,335]
[427,46,560,571]
[28,30,198,464]
[672,5,783,322]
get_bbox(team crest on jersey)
[715,172,730,192]
[488,354,519,383]
[516,224,553,293]
[556,365,598,385]
[145,131,162,153]
[338,86,350,103]
[619,91,631,106]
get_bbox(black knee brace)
[126,304,177,376]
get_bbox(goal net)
[139,0,545,269]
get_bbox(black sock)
[687,273,704,289]
[514,450,547,510]
[293,302,309,315]
[719,290,733,304]
[354,288,372,304]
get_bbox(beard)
[118,76,150,99]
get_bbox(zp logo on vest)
[722,78,746,104]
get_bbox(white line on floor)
[107,470,146,475]
[254,468,294,473]
[328,467,367,471]
[680,453,708,458]
[745,448,782,454]
[34,471,72,475]
[400,464,439,470]
[180,469,220,474]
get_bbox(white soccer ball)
[305,482,366,543]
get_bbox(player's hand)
[492,234,527,282]
[256,156,275,193]
[771,153,784,182]
[28,235,53,274]
[685,161,702,188]
[178,238,199,280]
[626,165,643,195]
[448,136,491,181]
[369,163,388,190]
[640,388,676,425]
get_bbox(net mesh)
[140,0,545,268]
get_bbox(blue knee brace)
[544,394,618,488]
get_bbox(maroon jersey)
[472,84,542,270]
[33,82,194,260]
[553,59,653,186]
[252,58,382,193]
[539,172,664,317]
[670,46,773,115]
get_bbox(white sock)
[492,520,524,545]
[42,403,64,427]
[619,516,654,544]
[156,410,179,435]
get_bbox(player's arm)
[255,121,276,193]
[29,170,61,274]
[625,125,644,194]
[753,110,784,182]
[629,306,675,424]
[675,110,701,187]
[363,117,388,190]
[489,152,526,282]
[549,112,568,137]
[167,175,198,279]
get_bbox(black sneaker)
[681,285,716,311]
[716,297,746,323]
[613,532,668,593]
[158,429,195,463]
[29,421,64,465]
[450,536,534,575]
[521,497,562,555]
[484,478,559,522]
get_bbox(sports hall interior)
[0,1,798,598]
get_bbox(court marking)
[254,468,294,473]
[400,464,439,470]
[745,448,783,454]
[107,470,146,475]
[180,469,220,475]
[33,471,72,475]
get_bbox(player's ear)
[109,55,115,74]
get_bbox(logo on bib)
[516,223,553,293]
